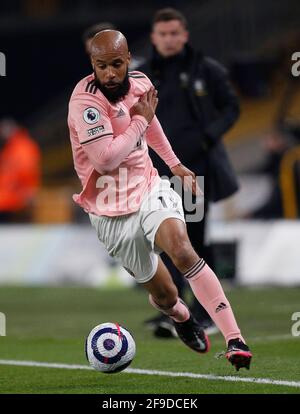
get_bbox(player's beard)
[94,70,130,104]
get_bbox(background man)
[139,8,240,337]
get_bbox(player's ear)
[90,55,96,70]
[127,51,131,66]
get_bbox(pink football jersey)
[68,71,180,216]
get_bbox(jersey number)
[158,196,167,208]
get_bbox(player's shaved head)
[90,30,131,103]
[90,30,129,58]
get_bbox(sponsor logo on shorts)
[87,125,105,137]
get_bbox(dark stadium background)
[0,0,300,397]
[2,0,299,119]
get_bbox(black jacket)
[138,45,240,202]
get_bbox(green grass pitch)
[0,285,299,394]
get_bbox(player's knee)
[169,239,195,271]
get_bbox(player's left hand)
[170,163,203,197]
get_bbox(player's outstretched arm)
[146,116,181,170]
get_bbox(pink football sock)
[149,295,190,323]
[184,259,245,345]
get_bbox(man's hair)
[152,8,188,29]
[82,22,116,43]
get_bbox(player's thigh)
[89,212,157,284]
[142,256,178,301]
[141,179,186,254]
[155,217,191,255]
[155,218,200,272]
[118,226,159,284]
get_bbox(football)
[85,322,136,373]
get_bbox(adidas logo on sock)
[117,108,126,117]
[215,302,228,313]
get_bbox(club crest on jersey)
[83,107,100,124]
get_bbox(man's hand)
[170,163,203,197]
[130,87,158,124]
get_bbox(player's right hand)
[129,87,158,124]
